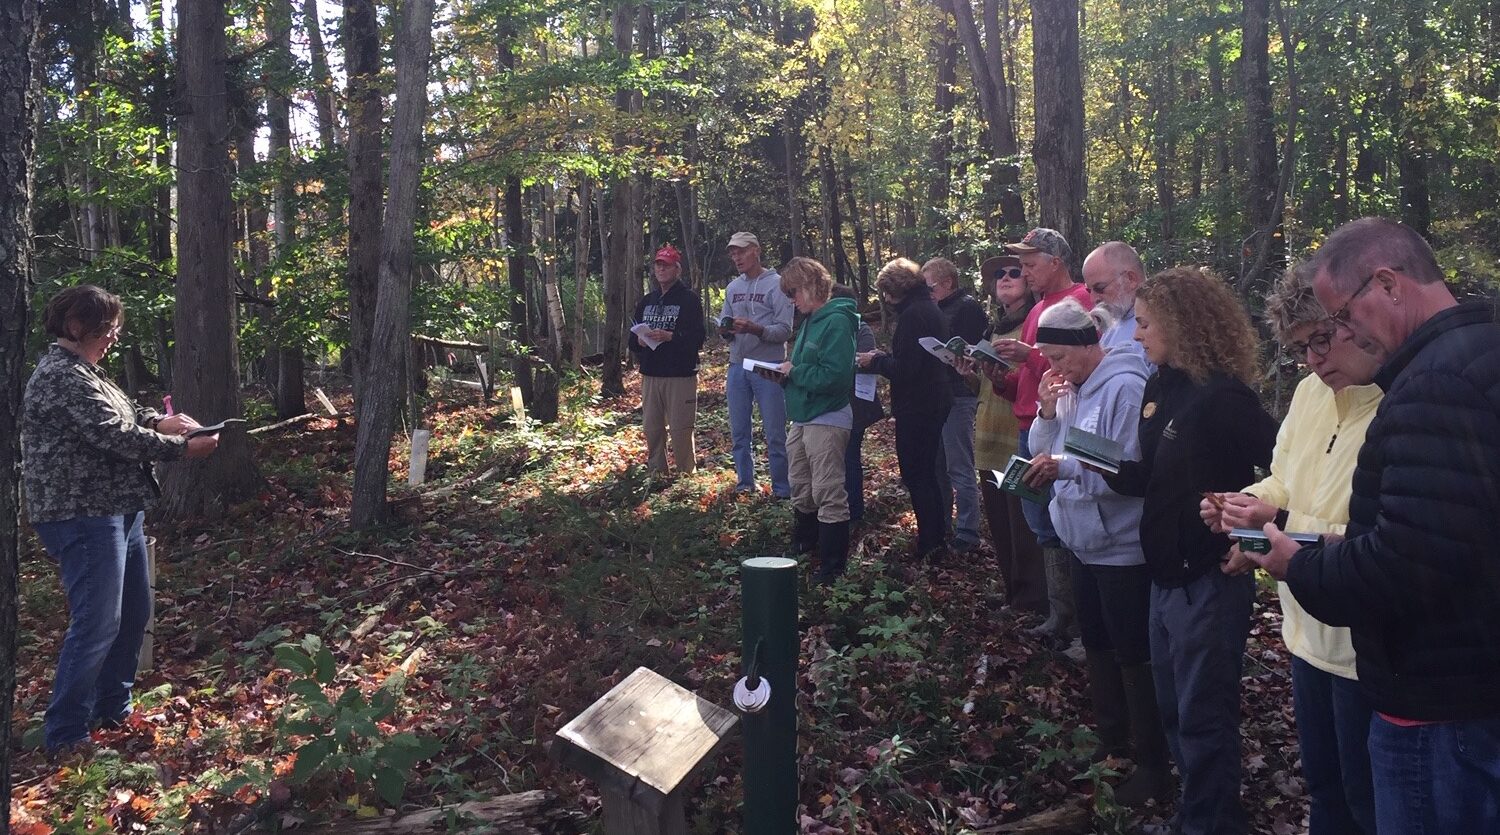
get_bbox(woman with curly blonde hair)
[1101,265,1278,835]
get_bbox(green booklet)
[990,455,1048,504]
[1063,426,1124,474]
[1231,528,1321,554]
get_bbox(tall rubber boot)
[1085,649,1131,762]
[814,520,850,584]
[792,510,819,556]
[1026,547,1078,640]
[1114,662,1174,807]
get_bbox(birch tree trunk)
[0,0,40,817]
[350,0,435,528]
[159,0,262,518]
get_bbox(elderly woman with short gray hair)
[1024,298,1168,805]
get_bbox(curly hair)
[875,258,925,299]
[1263,261,1327,342]
[1136,266,1261,385]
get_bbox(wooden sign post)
[554,667,738,834]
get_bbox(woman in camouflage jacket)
[22,285,218,757]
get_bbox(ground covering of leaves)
[10,352,1311,834]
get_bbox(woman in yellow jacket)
[1201,264,1382,835]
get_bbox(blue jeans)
[935,394,981,547]
[726,364,790,496]
[1368,714,1500,835]
[845,425,866,522]
[1017,428,1060,548]
[1290,656,1376,835]
[33,512,151,751]
[1150,569,1254,835]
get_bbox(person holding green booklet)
[763,257,859,582]
[1199,262,1382,835]
[1024,298,1168,806]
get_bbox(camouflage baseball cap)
[1005,228,1074,262]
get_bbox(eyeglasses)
[99,323,123,339]
[996,267,1022,279]
[1328,268,1397,329]
[1284,328,1334,359]
[1088,271,1126,297]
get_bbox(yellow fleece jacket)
[1242,374,1383,680]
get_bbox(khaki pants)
[642,375,698,474]
[787,423,850,523]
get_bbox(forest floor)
[11,347,1309,834]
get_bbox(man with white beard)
[1082,242,1147,358]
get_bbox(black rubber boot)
[1085,649,1131,762]
[792,509,819,555]
[813,520,850,584]
[1114,662,1174,807]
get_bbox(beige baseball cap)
[726,231,760,250]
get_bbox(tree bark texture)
[350,0,435,528]
[944,0,1025,230]
[928,11,957,250]
[159,0,262,519]
[301,0,340,150]
[267,0,306,419]
[599,0,635,399]
[1030,0,1088,259]
[572,176,591,366]
[0,0,40,821]
[343,0,383,410]
[1241,0,1282,282]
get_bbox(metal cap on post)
[740,556,798,834]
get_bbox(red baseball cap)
[653,244,682,266]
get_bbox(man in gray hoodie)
[720,232,794,496]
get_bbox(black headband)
[1036,325,1099,346]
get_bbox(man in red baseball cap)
[628,244,706,474]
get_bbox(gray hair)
[921,257,966,292]
[1310,217,1444,291]
[1263,261,1328,341]
[1036,297,1115,339]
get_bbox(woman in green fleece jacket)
[760,257,859,582]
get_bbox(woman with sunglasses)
[22,285,219,759]
[968,255,1046,612]
[1199,264,1382,834]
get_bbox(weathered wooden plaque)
[554,667,739,835]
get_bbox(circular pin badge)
[1143,402,1157,419]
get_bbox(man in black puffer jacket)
[1248,218,1500,834]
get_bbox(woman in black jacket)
[857,258,952,562]
[1101,267,1277,835]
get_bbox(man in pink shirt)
[993,228,1092,648]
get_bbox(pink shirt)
[998,282,1094,429]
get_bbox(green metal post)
[740,556,798,834]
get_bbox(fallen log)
[302,791,585,835]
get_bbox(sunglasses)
[994,267,1022,279]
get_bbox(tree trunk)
[1151,53,1176,255]
[301,0,340,149]
[842,162,869,298]
[822,148,852,285]
[1030,0,1088,258]
[540,184,568,363]
[1241,0,1281,283]
[267,0,305,419]
[343,0,383,409]
[599,0,635,399]
[159,0,262,519]
[0,0,40,820]
[350,0,435,528]
[572,176,591,365]
[148,0,173,389]
[928,10,957,251]
[944,0,1025,231]
[1397,7,1432,239]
